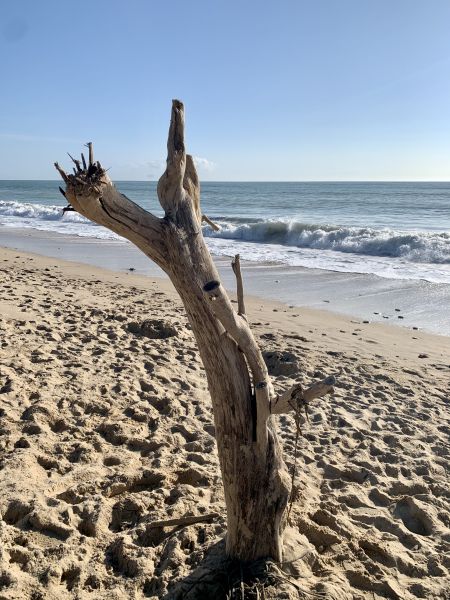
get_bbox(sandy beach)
[0,246,449,599]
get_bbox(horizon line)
[2,179,450,184]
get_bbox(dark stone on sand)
[418,354,429,359]
[14,437,31,449]
[260,333,276,340]
[127,319,178,339]
[262,350,299,376]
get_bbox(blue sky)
[1,0,450,180]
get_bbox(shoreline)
[1,245,449,363]
[1,226,450,336]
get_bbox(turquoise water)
[1,181,450,283]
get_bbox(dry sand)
[0,247,449,599]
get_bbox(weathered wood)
[202,278,272,450]
[67,153,81,172]
[61,168,167,267]
[55,99,334,563]
[231,254,246,318]
[202,214,221,231]
[271,375,336,415]
[54,162,68,182]
[86,141,94,167]
[146,512,220,529]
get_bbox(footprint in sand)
[393,497,433,536]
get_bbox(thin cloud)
[193,156,216,172]
[145,156,216,179]
[146,159,166,179]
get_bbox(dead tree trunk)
[55,100,334,562]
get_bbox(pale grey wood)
[202,214,221,231]
[231,254,246,318]
[271,376,336,415]
[146,513,220,529]
[55,99,335,562]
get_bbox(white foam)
[0,200,120,240]
[2,200,450,283]
[204,237,450,284]
[205,219,450,264]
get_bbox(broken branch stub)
[231,254,246,318]
[271,375,336,415]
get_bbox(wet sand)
[1,227,450,336]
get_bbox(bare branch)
[54,162,68,183]
[231,254,246,318]
[145,512,220,530]
[271,375,336,415]
[203,279,272,448]
[201,214,221,231]
[67,153,82,172]
[304,375,336,401]
[168,99,185,165]
[86,142,94,167]
[184,154,201,223]
[157,99,186,217]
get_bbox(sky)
[1,0,450,181]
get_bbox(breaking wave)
[0,199,90,223]
[1,200,449,266]
[205,219,450,264]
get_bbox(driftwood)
[146,512,220,530]
[271,375,336,415]
[55,100,335,562]
[231,254,246,318]
[202,214,221,231]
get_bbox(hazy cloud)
[193,156,216,172]
[146,159,166,179]
[145,156,216,179]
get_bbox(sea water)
[1,180,449,284]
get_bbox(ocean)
[0,180,450,284]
